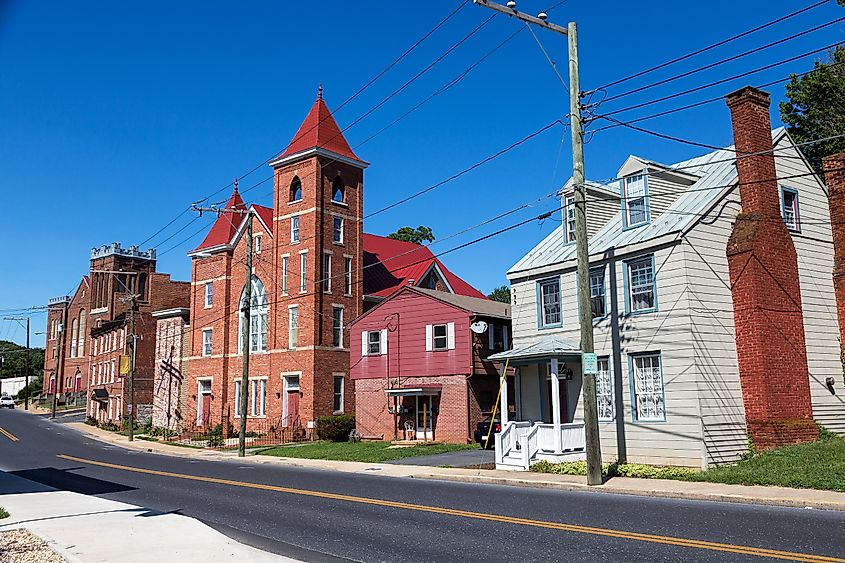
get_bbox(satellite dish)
[470,321,488,334]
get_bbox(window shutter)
[361,331,368,357]
[488,324,494,350]
[380,329,388,355]
[447,322,455,350]
[503,325,509,350]
[425,324,433,351]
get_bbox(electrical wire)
[592,0,833,92]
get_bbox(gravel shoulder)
[0,529,66,563]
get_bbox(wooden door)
[416,396,434,440]
[287,390,300,427]
[200,393,211,427]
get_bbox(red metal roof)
[273,91,360,163]
[194,189,246,251]
[362,234,486,300]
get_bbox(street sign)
[582,352,598,375]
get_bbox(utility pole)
[474,0,602,485]
[6,316,33,412]
[127,293,137,441]
[193,179,252,457]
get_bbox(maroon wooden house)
[350,286,511,443]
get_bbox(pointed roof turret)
[192,186,247,253]
[269,87,367,168]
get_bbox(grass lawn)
[686,433,845,492]
[259,441,477,463]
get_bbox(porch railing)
[495,421,531,465]
[517,422,587,469]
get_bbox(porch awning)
[90,388,109,402]
[385,385,442,397]
[488,337,582,364]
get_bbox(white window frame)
[425,322,455,351]
[333,216,344,244]
[291,215,300,243]
[590,266,607,319]
[596,357,613,421]
[780,186,801,232]
[565,194,576,243]
[281,254,289,295]
[623,174,649,228]
[299,251,308,294]
[630,352,665,422]
[323,252,332,293]
[344,256,353,296]
[204,281,213,308]
[253,234,262,253]
[332,305,343,348]
[626,255,657,314]
[333,374,344,413]
[288,305,299,349]
[362,329,387,356]
[202,328,213,357]
[538,278,562,328]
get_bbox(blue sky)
[1,0,842,347]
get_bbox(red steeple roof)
[274,87,360,163]
[193,187,246,251]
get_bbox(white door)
[415,396,434,440]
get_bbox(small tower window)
[332,177,345,204]
[290,176,302,202]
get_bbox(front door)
[200,393,211,427]
[287,390,300,428]
[416,396,434,440]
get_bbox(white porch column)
[499,362,509,424]
[550,358,562,453]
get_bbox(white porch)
[489,338,586,471]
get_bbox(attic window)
[332,177,345,204]
[565,194,576,243]
[290,177,302,202]
[623,174,649,228]
[781,186,800,232]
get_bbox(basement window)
[780,186,800,232]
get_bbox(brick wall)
[153,314,189,430]
[725,86,817,449]
[824,153,845,360]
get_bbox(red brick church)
[185,90,485,433]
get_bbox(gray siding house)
[492,127,844,470]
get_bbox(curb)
[420,473,845,511]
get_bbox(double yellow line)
[58,453,843,562]
[0,426,18,442]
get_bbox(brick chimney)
[724,86,817,450]
[824,153,845,354]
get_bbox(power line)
[589,60,845,133]
[595,41,843,118]
[137,1,475,249]
[600,17,844,104]
[593,0,833,92]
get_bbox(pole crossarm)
[473,0,568,35]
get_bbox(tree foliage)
[387,226,435,245]
[779,45,845,175]
[0,340,45,380]
[488,285,511,303]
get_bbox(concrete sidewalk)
[64,419,845,511]
[0,471,290,562]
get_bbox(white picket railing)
[496,421,531,465]
[508,422,586,470]
[560,422,586,452]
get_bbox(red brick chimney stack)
[824,153,845,351]
[724,86,818,450]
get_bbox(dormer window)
[565,194,576,243]
[623,174,649,228]
[290,176,302,202]
[332,177,345,204]
[780,186,800,232]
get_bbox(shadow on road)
[9,467,137,495]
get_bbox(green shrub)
[85,416,98,427]
[0,507,8,519]
[206,424,224,448]
[530,460,698,480]
[817,423,839,441]
[142,417,153,434]
[316,414,355,442]
[149,426,178,438]
[99,421,120,432]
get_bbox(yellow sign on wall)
[119,355,131,375]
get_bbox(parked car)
[474,416,501,449]
[0,396,14,409]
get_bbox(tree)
[387,226,435,245]
[779,45,845,175]
[488,285,511,303]
[0,340,44,380]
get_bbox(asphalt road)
[0,409,843,563]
